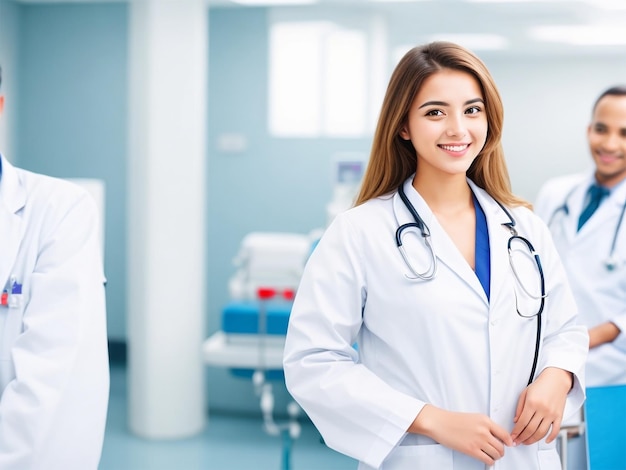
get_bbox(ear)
[399,126,410,140]
[0,95,4,116]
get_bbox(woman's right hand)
[408,405,514,466]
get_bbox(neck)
[595,171,626,189]
[413,174,473,214]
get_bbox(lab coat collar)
[0,153,27,292]
[559,173,594,242]
[467,180,520,311]
[0,153,27,214]
[393,176,490,305]
[574,171,626,238]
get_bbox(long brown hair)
[355,41,529,209]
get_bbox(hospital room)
[0,0,625,468]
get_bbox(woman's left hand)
[510,367,573,446]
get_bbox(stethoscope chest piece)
[605,256,620,271]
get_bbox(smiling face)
[588,94,626,188]
[399,68,488,182]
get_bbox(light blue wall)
[17,3,128,340]
[206,7,372,329]
[205,7,373,413]
[11,3,372,414]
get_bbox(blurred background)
[0,0,625,468]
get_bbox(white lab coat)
[535,171,626,387]
[283,177,588,470]
[0,154,109,469]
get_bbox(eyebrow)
[418,98,485,109]
[594,121,626,131]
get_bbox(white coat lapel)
[394,178,487,303]
[469,181,512,307]
[577,178,626,239]
[0,155,27,291]
[560,178,589,245]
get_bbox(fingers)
[483,440,506,461]
[477,433,510,465]
[515,415,551,445]
[473,423,511,464]
[511,406,562,445]
[511,374,569,446]
[513,388,527,423]
[491,423,514,448]
[473,442,501,466]
[425,409,513,464]
[479,450,496,466]
[545,417,562,444]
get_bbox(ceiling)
[212,0,626,56]
[15,0,626,56]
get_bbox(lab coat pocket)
[537,440,560,469]
[537,448,561,469]
[381,443,453,469]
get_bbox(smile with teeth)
[439,144,469,152]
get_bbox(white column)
[0,0,19,160]
[127,0,208,439]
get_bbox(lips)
[596,151,623,164]
[439,144,469,152]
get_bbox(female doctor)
[283,42,588,470]
[0,66,109,469]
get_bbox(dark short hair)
[593,85,626,112]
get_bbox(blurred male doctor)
[0,65,109,468]
[535,86,626,387]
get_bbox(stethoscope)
[548,186,626,271]
[396,184,545,385]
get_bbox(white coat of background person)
[283,42,588,470]
[0,66,109,469]
[534,86,626,388]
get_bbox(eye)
[425,109,444,117]
[465,106,482,115]
[593,124,607,134]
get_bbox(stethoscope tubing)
[548,185,626,269]
[396,184,542,385]
[396,185,437,280]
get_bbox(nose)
[602,132,621,152]
[446,115,467,138]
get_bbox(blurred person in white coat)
[0,65,109,469]
[283,42,588,470]
[535,85,626,389]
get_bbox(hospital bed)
[202,231,313,372]
[202,232,318,469]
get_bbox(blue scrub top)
[473,194,491,301]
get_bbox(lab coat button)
[490,319,498,326]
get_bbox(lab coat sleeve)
[609,311,626,352]
[0,189,109,469]
[283,212,424,469]
[532,215,588,422]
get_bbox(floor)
[100,364,589,470]
[99,365,358,470]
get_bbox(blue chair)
[584,384,626,469]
